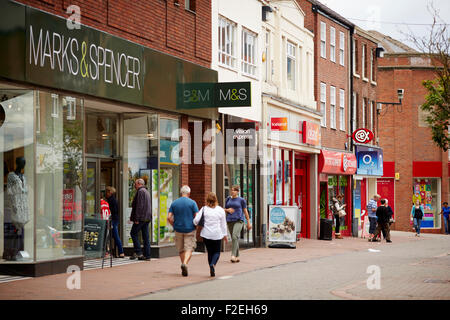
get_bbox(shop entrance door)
[85,158,118,219]
[295,155,309,238]
[84,158,119,259]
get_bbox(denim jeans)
[414,218,422,234]
[369,217,377,234]
[111,220,124,255]
[444,217,449,234]
[130,221,151,258]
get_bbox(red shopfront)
[319,150,357,237]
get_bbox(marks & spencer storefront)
[0,1,218,276]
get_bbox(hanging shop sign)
[319,150,357,175]
[302,121,321,146]
[351,128,374,144]
[226,122,256,147]
[270,117,288,131]
[355,145,383,176]
[176,82,251,109]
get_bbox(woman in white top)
[193,192,228,277]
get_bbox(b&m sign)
[177,82,251,109]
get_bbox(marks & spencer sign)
[26,9,143,105]
[0,1,218,117]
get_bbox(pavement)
[0,231,448,300]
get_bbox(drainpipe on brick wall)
[349,27,355,152]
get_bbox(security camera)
[397,89,404,100]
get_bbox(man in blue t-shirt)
[441,202,450,235]
[168,185,199,277]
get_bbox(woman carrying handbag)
[193,192,228,277]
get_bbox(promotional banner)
[355,145,383,176]
[268,206,298,243]
[377,178,395,218]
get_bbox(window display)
[412,178,440,228]
[1,90,34,262]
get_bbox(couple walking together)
[168,185,251,277]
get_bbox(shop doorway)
[295,154,309,238]
[85,158,119,219]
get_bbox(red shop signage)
[271,117,288,131]
[319,150,357,175]
[351,128,374,144]
[302,121,321,146]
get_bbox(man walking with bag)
[168,185,199,277]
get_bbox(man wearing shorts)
[168,185,199,277]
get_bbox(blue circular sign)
[270,207,286,224]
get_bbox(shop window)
[412,178,440,228]
[267,148,274,205]
[36,92,84,260]
[0,90,35,262]
[275,149,282,205]
[123,114,158,245]
[283,150,291,205]
[86,113,117,156]
[159,116,180,245]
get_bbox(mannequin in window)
[3,157,29,260]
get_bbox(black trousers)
[373,222,390,241]
[203,238,222,267]
[334,214,341,233]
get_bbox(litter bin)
[319,218,333,240]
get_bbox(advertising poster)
[159,168,174,244]
[268,206,298,243]
[377,178,395,218]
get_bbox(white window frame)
[362,44,367,80]
[264,29,271,82]
[362,98,366,128]
[241,28,257,77]
[339,89,345,131]
[35,91,41,133]
[66,96,76,121]
[218,16,237,69]
[339,32,345,66]
[51,93,59,118]
[320,82,327,127]
[320,22,326,59]
[330,86,336,129]
[287,41,296,91]
[330,27,336,63]
[370,100,373,132]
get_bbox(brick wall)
[377,54,449,233]
[352,32,378,144]
[15,0,211,67]
[188,120,212,208]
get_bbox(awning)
[319,150,357,175]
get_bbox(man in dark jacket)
[370,198,392,243]
[130,178,152,260]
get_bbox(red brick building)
[369,30,449,234]
[297,0,357,238]
[0,0,217,275]
[351,27,382,236]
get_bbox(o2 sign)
[352,128,374,144]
